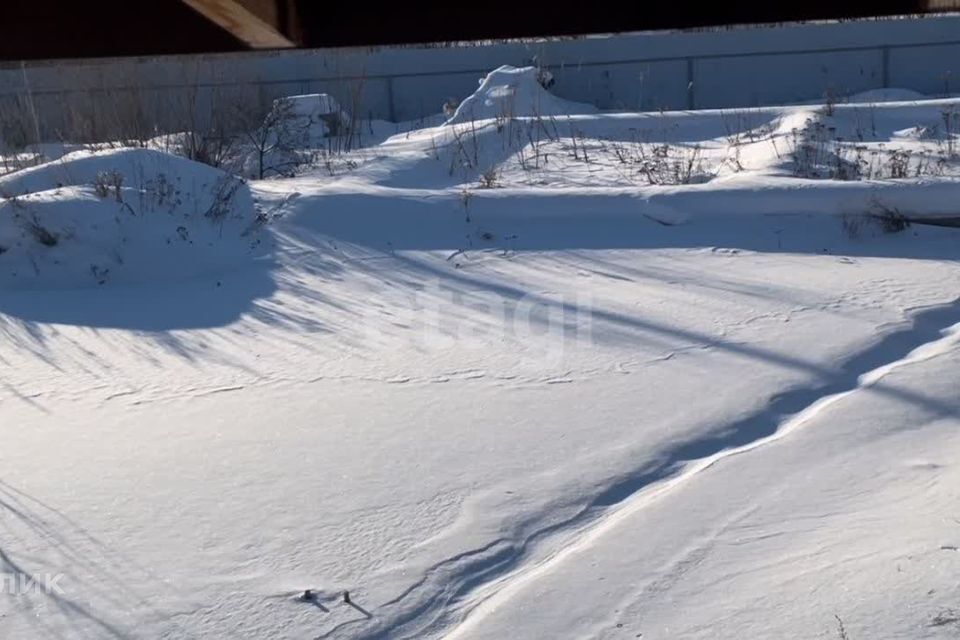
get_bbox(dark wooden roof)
[294,1,936,48]
[2,0,246,60]
[0,0,946,61]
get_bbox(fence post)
[881,46,890,88]
[386,76,397,122]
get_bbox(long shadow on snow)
[279,191,960,260]
[591,297,960,506]
[2,187,958,336]
[0,258,279,331]
[0,479,190,639]
[392,253,960,415]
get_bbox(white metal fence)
[2,14,959,145]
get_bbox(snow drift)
[445,65,598,125]
[844,87,929,103]
[4,71,960,640]
[0,148,260,289]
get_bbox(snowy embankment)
[1,66,960,639]
[0,148,263,289]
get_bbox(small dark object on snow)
[301,589,314,601]
[930,610,960,628]
[344,593,372,619]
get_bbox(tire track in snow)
[323,299,960,640]
[444,299,960,639]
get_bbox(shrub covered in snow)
[237,94,353,179]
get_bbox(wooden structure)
[0,0,956,61]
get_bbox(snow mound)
[0,148,261,289]
[0,147,233,199]
[845,88,929,103]
[893,124,947,140]
[445,65,598,125]
[0,142,92,178]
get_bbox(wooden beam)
[180,0,295,49]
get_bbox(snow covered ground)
[2,67,960,639]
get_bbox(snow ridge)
[446,300,960,639]
[324,299,960,640]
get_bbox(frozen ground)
[2,68,960,639]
